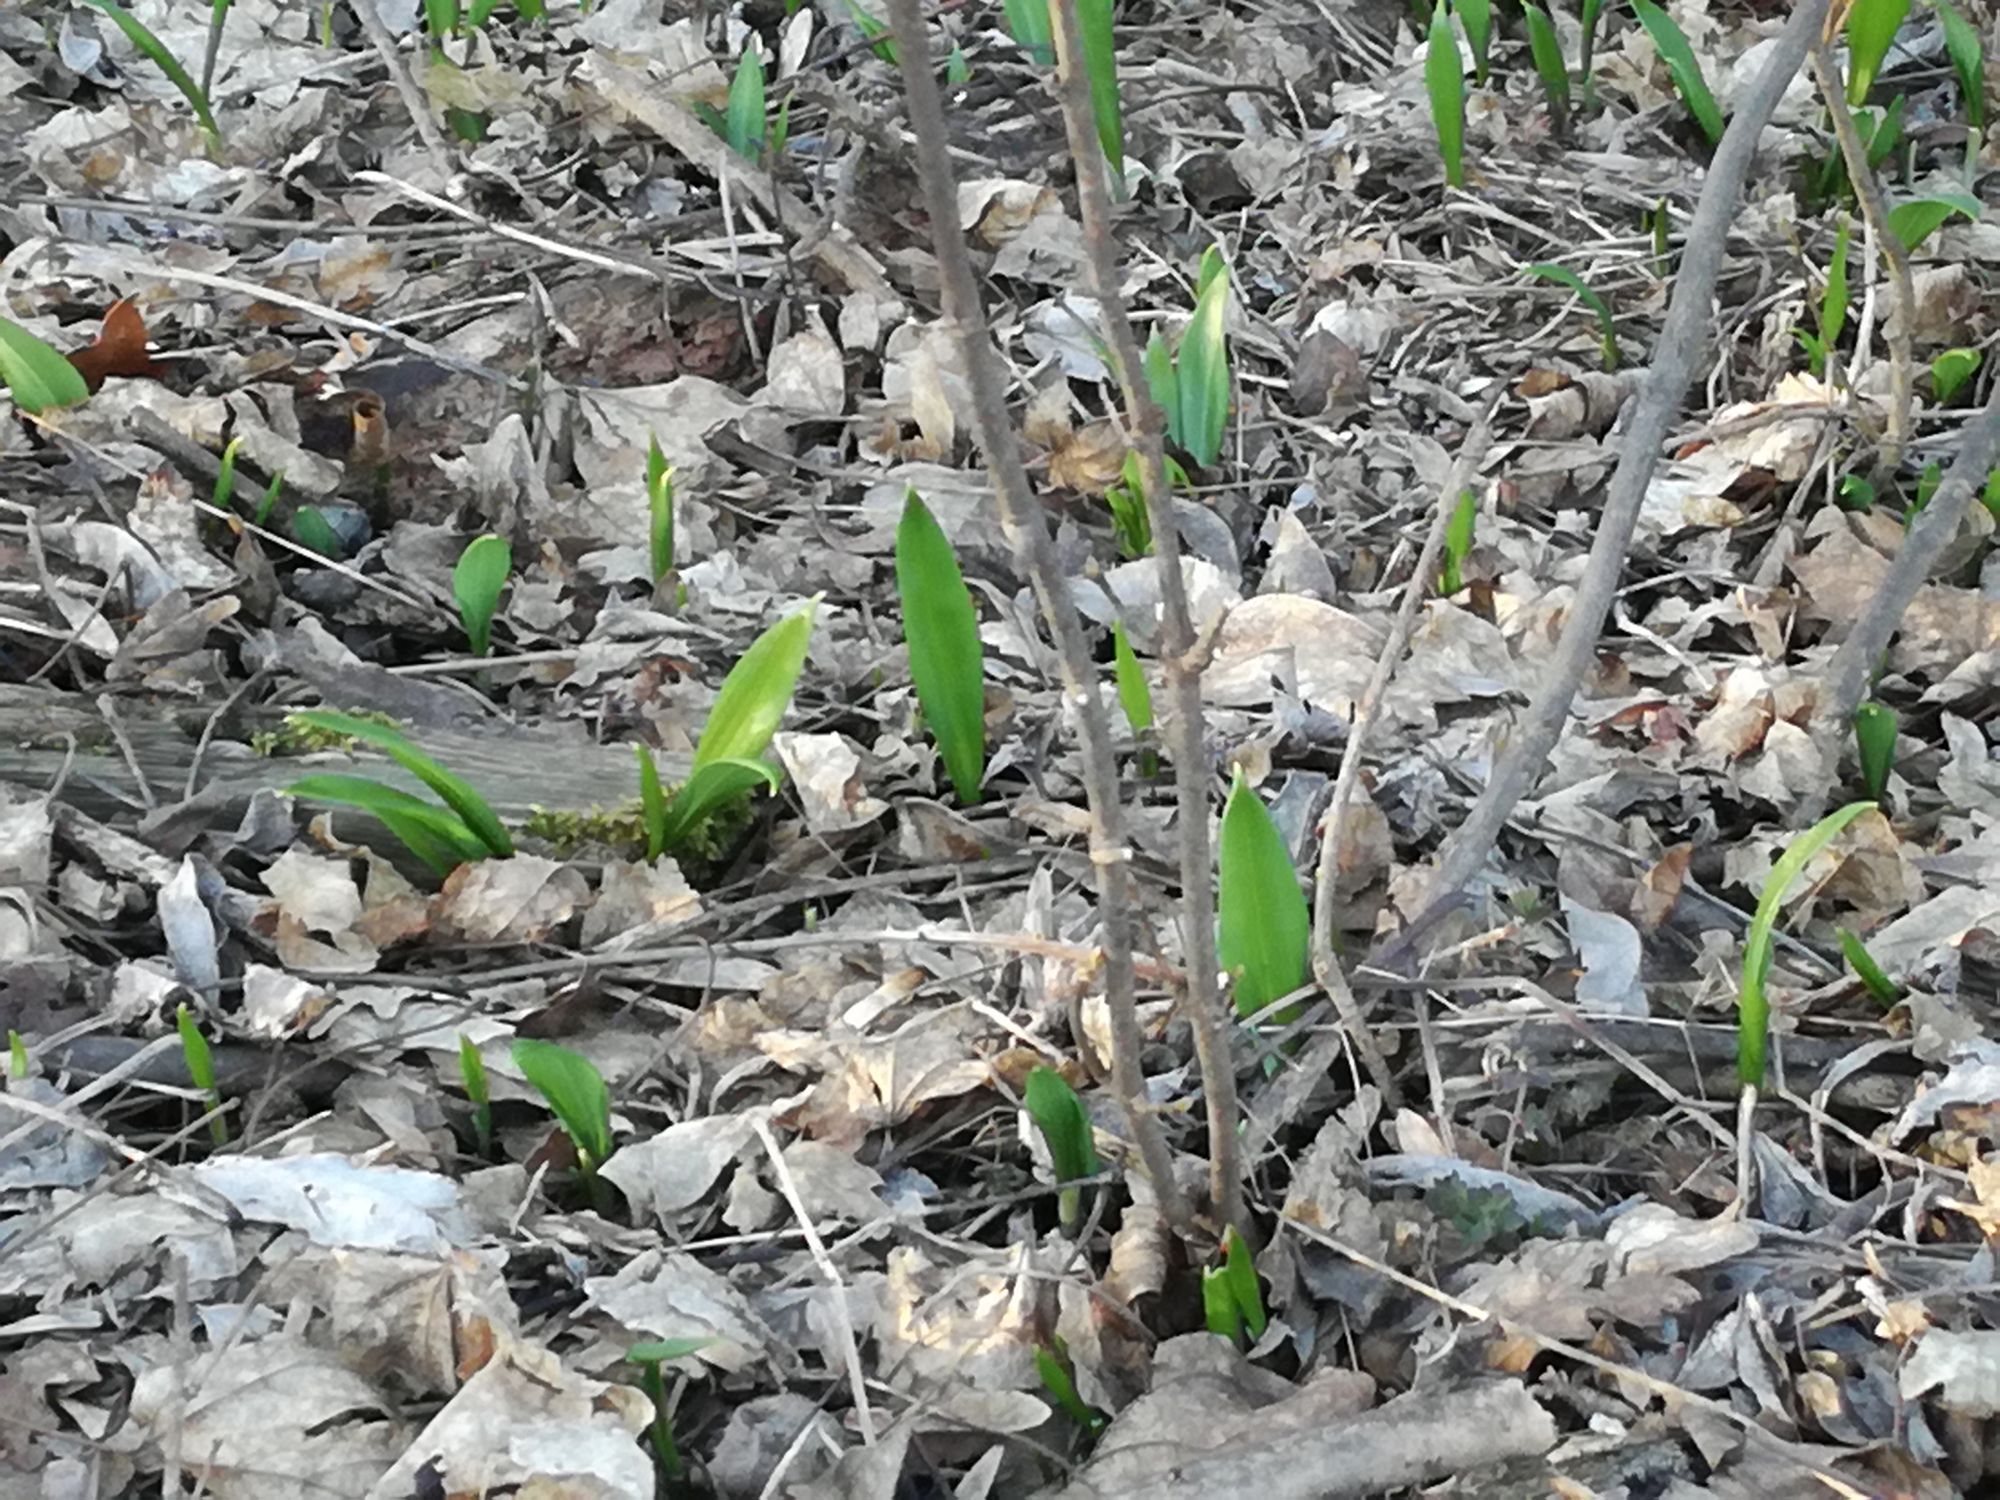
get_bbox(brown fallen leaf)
[65,298,166,392]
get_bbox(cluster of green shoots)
[0,317,90,415]
[284,599,815,876]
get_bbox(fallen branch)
[1381,0,1833,965]
[1046,0,1241,1235]
[884,0,1192,1233]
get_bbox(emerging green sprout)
[458,1034,494,1156]
[1003,0,1123,175]
[1737,802,1875,1088]
[1579,0,1606,98]
[646,435,675,586]
[453,533,511,658]
[6,1031,26,1081]
[1522,3,1569,126]
[1526,263,1618,371]
[895,490,986,805]
[1035,1338,1108,1435]
[1023,1066,1100,1235]
[0,318,90,415]
[1630,0,1724,145]
[1440,488,1477,596]
[1424,0,1466,188]
[1838,929,1901,1007]
[1456,0,1492,83]
[1217,768,1309,1027]
[1111,621,1156,777]
[1937,0,1985,173]
[1145,248,1232,467]
[1853,701,1896,801]
[1931,347,1981,404]
[286,710,514,877]
[1887,192,1981,252]
[79,0,222,149]
[176,1004,228,1147]
[512,1038,614,1207]
[1796,219,1851,378]
[642,600,818,855]
[629,1339,712,1486]
[1201,1226,1269,1345]
[292,506,342,557]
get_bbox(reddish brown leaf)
[65,299,166,392]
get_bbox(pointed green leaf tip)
[895,490,986,804]
[1217,768,1309,1025]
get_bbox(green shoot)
[1650,198,1670,272]
[0,318,91,414]
[1425,0,1466,188]
[1456,0,1492,83]
[1111,621,1156,777]
[1887,192,1981,252]
[1170,248,1232,466]
[1103,450,1181,558]
[1076,0,1124,178]
[453,533,510,658]
[649,599,818,852]
[1986,466,2000,523]
[1737,802,1875,1087]
[212,437,241,511]
[458,1034,493,1156]
[1844,0,1910,105]
[1796,218,1851,377]
[1525,263,1618,370]
[1035,1339,1107,1434]
[841,0,898,63]
[945,42,970,83]
[646,435,675,585]
[1221,1225,1267,1338]
[1837,473,1877,511]
[629,1340,712,1482]
[1440,488,1477,596]
[253,470,284,526]
[8,1030,29,1080]
[1023,1065,1100,1235]
[1203,1263,1243,1343]
[1004,0,1053,62]
[176,1004,228,1146]
[1853,701,1896,800]
[726,46,766,160]
[1218,768,1309,1027]
[1838,928,1902,1007]
[424,0,459,40]
[1932,347,1981,404]
[1911,461,1943,519]
[1938,0,1985,175]
[79,0,222,149]
[287,709,513,866]
[292,505,342,557]
[512,1038,614,1205]
[636,744,672,861]
[1522,3,1569,125]
[895,490,986,805]
[1630,0,1724,145]
[1579,0,1605,98]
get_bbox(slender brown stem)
[1044,0,1241,1236]
[1380,0,1832,966]
[1809,41,1913,480]
[883,0,1192,1234]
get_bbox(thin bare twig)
[883,0,1193,1234]
[1809,42,1913,479]
[1381,0,1834,966]
[1045,0,1240,1235]
[1308,391,1503,1107]
[1803,386,2000,802]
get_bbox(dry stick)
[1305,393,1504,1110]
[1809,41,1913,480]
[1044,0,1240,1236]
[1803,382,2000,803]
[883,0,1193,1236]
[1381,0,1832,966]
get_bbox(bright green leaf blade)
[285,773,488,875]
[1886,192,1982,252]
[1003,0,1053,64]
[1838,928,1901,1007]
[1737,801,1876,1086]
[1202,1267,1243,1343]
[1456,0,1492,81]
[1076,0,1123,177]
[292,505,342,556]
[646,437,675,582]
[692,599,819,769]
[629,1338,714,1364]
[1523,4,1569,115]
[1579,0,1605,84]
[896,490,986,805]
[1932,347,1981,404]
[1853,701,1897,800]
[0,318,91,414]
[1630,0,1725,145]
[1024,1064,1098,1233]
[1844,0,1911,104]
[1823,219,1852,348]
[1111,621,1153,737]
[1425,0,1466,187]
[1525,262,1617,369]
[636,744,670,861]
[290,710,514,858]
[1217,768,1309,1024]
[1176,250,1232,467]
[453,533,511,658]
[511,1038,614,1167]
[1937,0,1986,131]
[725,47,766,159]
[79,0,221,141]
[657,757,784,851]
[1144,331,1179,447]
[1222,1226,1267,1338]
[1440,487,1477,595]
